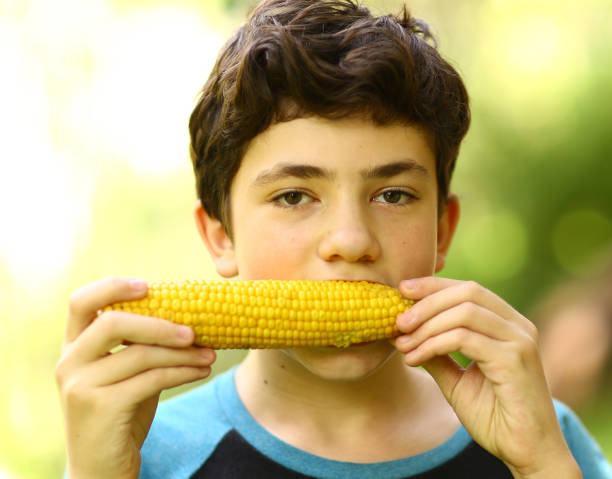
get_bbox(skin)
[56,116,581,478]
[56,278,216,478]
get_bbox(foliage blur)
[0,0,610,477]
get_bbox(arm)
[393,277,582,479]
[55,277,216,479]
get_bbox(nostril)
[318,227,380,263]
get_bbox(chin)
[282,340,398,382]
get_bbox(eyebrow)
[361,159,429,179]
[251,159,428,187]
[252,163,335,186]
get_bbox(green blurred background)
[0,0,610,477]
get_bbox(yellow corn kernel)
[103,280,413,349]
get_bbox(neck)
[234,347,448,460]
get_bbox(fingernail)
[397,311,413,328]
[200,348,215,362]
[129,279,148,291]
[400,279,417,291]
[177,325,193,340]
[395,335,412,350]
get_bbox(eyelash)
[270,188,417,208]
[271,189,314,208]
[372,188,417,205]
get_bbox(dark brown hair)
[189,0,470,236]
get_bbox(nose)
[318,204,381,263]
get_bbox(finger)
[398,276,460,301]
[89,345,216,386]
[394,302,516,353]
[69,311,195,363]
[403,326,541,388]
[420,355,464,400]
[66,277,149,343]
[402,326,501,367]
[397,278,521,334]
[107,365,213,405]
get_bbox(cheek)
[236,224,308,279]
[384,221,438,274]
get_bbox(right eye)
[272,190,313,207]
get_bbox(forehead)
[236,116,436,179]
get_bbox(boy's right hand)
[55,277,216,479]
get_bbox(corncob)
[104,280,413,349]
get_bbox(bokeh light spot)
[458,210,529,282]
[505,17,563,78]
[86,5,224,176]
[552,209,612,276]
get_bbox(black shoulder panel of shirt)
[190,429,513,479]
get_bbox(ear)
[193,200,238,278]
[435,194,460,273]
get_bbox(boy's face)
[196,116,458,380]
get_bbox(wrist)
[67,465,140,479]
[68,473,139,479]
[507,455,582,479]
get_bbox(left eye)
[373,190,414,204]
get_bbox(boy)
[56,0,612,477]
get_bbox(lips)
[350,340,376,347]
[317,278,386,286]
[325,340,379,349]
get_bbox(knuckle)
[458,301,479,319]
[95,311,125,344]
[149,366,173,386]
[98,311,122,330]
[68,289,87,317]
[55,345,77,386]
[525,319,539,341]
[130,344,152,364]
[463,280,482,298]
[61,376,89,406]
[461,330,481,355]
[523,333,539,356]
[54,359,68,386]
[447,327,471,354]
[454,326,470,343]
[68,277,128,317]
[508,334,538,361]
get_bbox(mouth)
[324,278,386,286]
[293,278,399,350]
[324,340,379,349]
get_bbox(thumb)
[421,355,463,402]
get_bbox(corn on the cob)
[104,280,413,349]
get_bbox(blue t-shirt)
[140,367,612,478]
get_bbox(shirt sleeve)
[555,400,612,478]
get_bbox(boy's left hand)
[394,277,581,478]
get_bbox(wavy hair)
[189,0,470,236]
